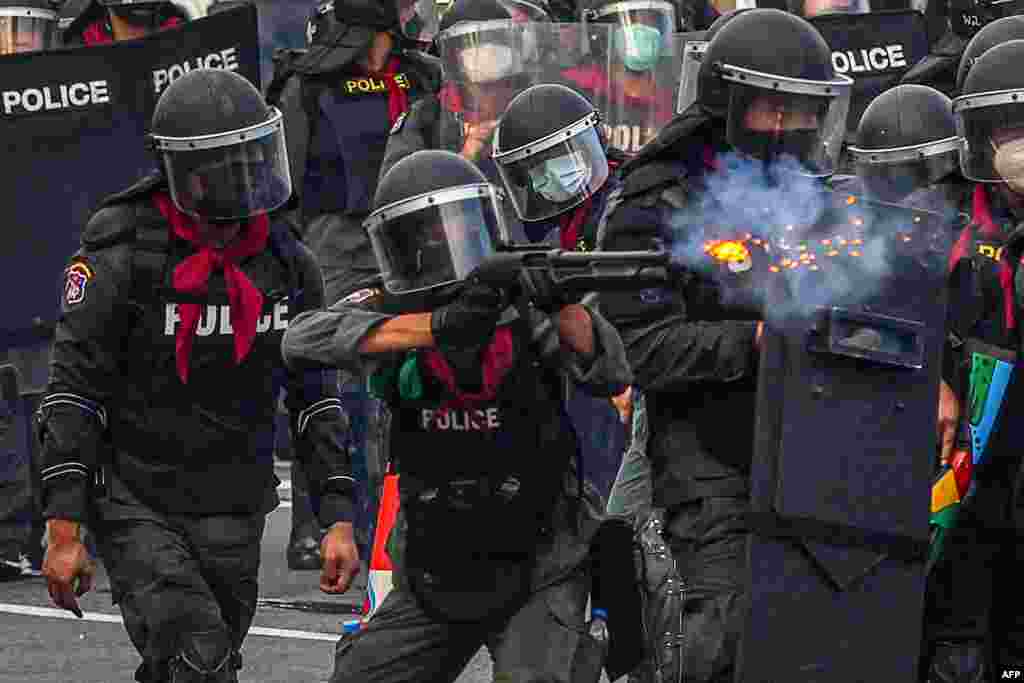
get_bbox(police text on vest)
[420,408,501,431]
[164,301,289,336]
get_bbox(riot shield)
[551,24,682,157]
[0,5,260,350]
[734,194,949,683]
[810,10,930,134]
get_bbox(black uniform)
[282,280,629,683]
[38,176,353,682]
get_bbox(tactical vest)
[78,177,307,514]
[379,317,577,621]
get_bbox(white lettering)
[219,308,234,335]
[152,47,243,95]
[831,45,908,75]
[164,303,180,335]
[21,88,43,112]
[419,407,502,431]
[421,409,434,429]
[90,80,109,104]
[196,305,217,336]
[886,44,907,68]
[256,311,272,333]
[436,411,451,429]
[486,407,500,429]
[273,301,289,330]
[68,82,89,106]
[2,90,18,114]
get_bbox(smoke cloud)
[663,152,948,325]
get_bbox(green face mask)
[611,24,663,72]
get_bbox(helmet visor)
[849,138,961,201]
[589,0,676,35]
[954,91,1024,183]
[722,66,853,176]
[438,20,539,84]
[366,186,507,294]
[156,110,293,221]
[0,9,57,55]
[501,0,549,22]
[397,0,440,43]
[494,119,609,221]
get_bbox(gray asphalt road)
[0,461,497,683]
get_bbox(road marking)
[0,603,356,642]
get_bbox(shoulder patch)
[63,261,94,306]
[340,287,382,305]
[390,111,408,136]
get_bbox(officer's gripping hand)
[430,283,506,349]
[320,522,360,594]
[42,519,95,618]
[937,379,961,466]
[461,120,498,162]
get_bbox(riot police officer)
[282,148,630,683]
[380,0,549,179]
[39,69,357,683]
[60,0,192,45]
[842,84,970,215]
[0,0,58,54]
[595,9,854,681]
[923,37,1024,682]
[492,83,629,501]
[270,0,441,572]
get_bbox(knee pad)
[168,629,238,683]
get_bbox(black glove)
[430,283,506,349]
[519,268,574,313]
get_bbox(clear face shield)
[438,21,543,153]
[365,185,509,294]
[397,0,440,43]
[718,64,854,177]
[847,137,962,202]
[676,38,707,113]
[954,90,1024,193]
[493,112,611,221]
[152,108,293,221]
[586,1,678,69]
[0,7,57,54]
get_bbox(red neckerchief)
[559,196,593,250]
[81,15,181,45]
[439,82,476,120]
[955,185,1017,331]
[362,57,409,126]
[152,193,269,384]
[423,327,516,409]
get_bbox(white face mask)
[459,43,522,82]
[528,153,590,203]
[993,137,1024,194]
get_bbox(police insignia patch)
[63,262,93,306]
[390,111,408,135]
[340,288,381,305]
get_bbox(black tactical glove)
[430,283,506,349]
[519,268,575,313]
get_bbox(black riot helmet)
[581,0,677,72]
[676,8,749,113]
[149,69,292,222]
[848,85,961,202]
[949,0,1024,41]
[956,15,1024,92]
[492,84,611,221]
[367,150,509,295]
[697,8,853,176]
[0,0,58,54]
[954,39,1024,190]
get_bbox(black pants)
[94,477,266,682]
[922,507,1024,681]
[330,574,588,683]
[663,496,749,683]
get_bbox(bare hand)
[320,522,360,595]
[755,322,764,350]
[611,386,633,425]
[937,379,961,466]
[42,520,95,618]
[558,304,595,357]
[461,120,497,161]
